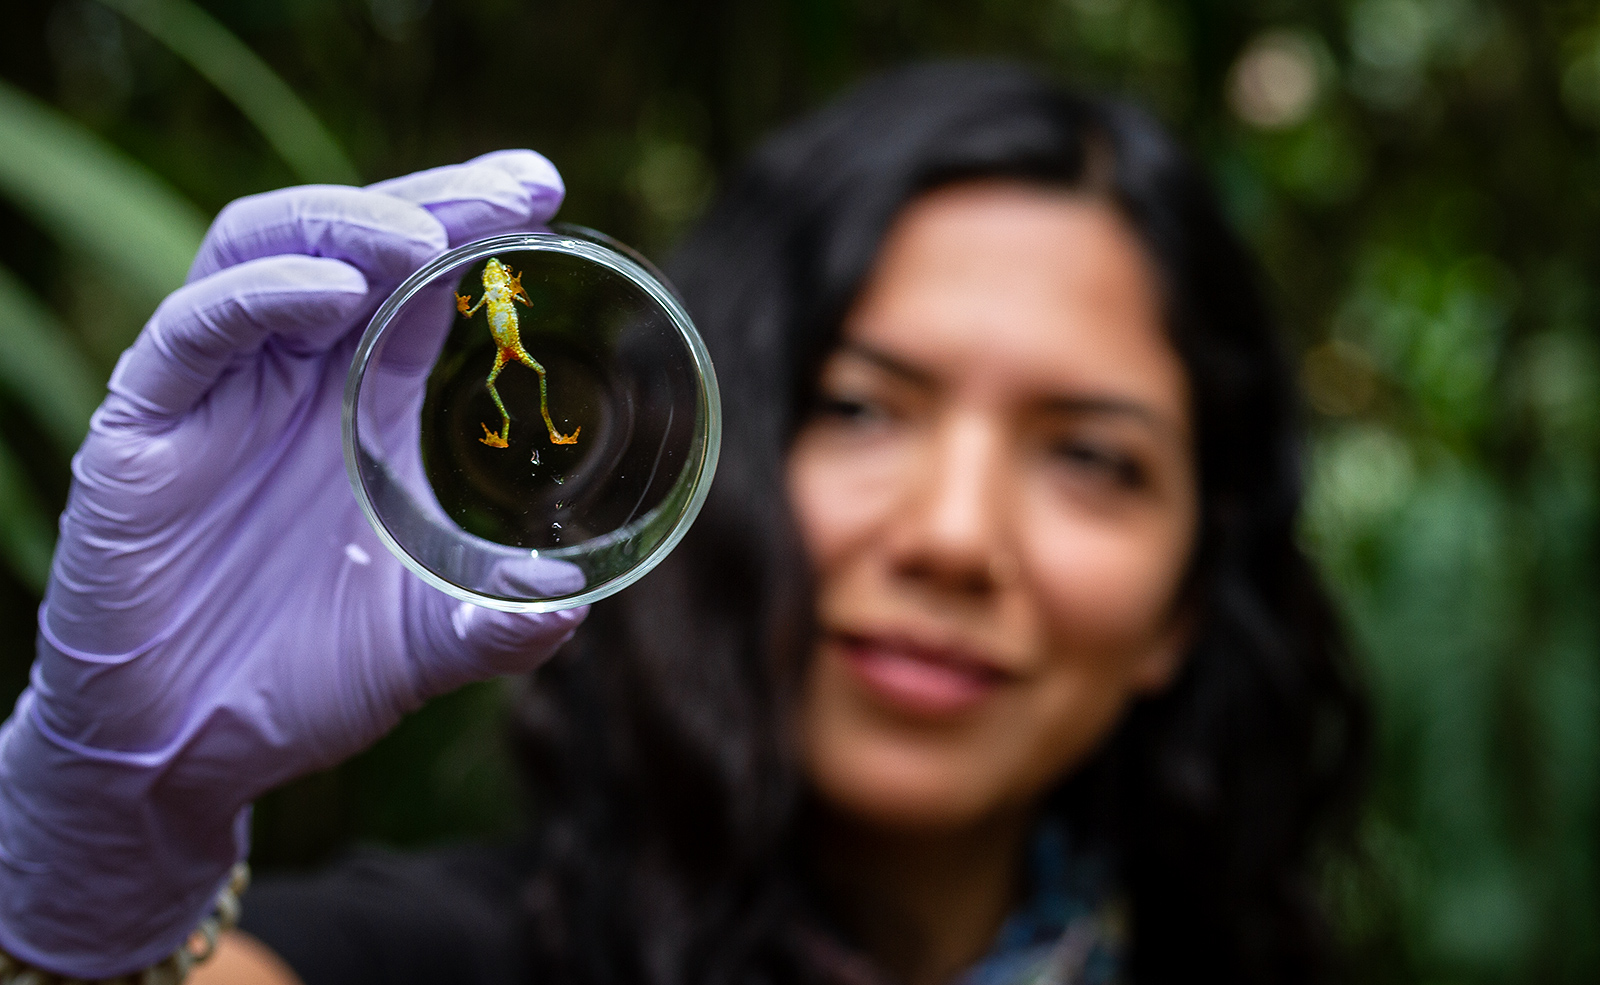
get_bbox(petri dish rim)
[342,231,722,613]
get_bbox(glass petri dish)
[343,227,720,612]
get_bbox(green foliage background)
[1,1,1596,981]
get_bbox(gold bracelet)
[0,863,249,985]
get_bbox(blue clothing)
[242,827,1123,985]
[955,822,1123,985]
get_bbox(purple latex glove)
[0,150,586,978]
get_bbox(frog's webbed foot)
[455,292,473,315]
[548,426,581,446]
[478,422,510,448]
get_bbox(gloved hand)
[0,151,587,978]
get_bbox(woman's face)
[789,182,1199,831]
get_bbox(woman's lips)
[835,633,1009,715]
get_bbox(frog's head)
[483,257,509,285]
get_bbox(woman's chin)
[805,747,1005,832]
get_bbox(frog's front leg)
[456,291,487,317]
[508,270,533,308]
[479,348,512,448]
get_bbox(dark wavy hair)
[510,61,1368,985]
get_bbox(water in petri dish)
[346,233,718,611]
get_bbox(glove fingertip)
[447,603,586,677]
[452,600,586,643]
[466,149,565,222]
[467,149,564,194]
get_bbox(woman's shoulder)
[239,840,539,985]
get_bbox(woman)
[0,63,1366,985]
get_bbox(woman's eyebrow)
[837,342,1181,432]
[1037,396,1188,438]
[1038,396,1157,421]
[836,341,938,387]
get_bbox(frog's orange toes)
[549,426,581,446]
[455,293,472,315]
[479,422,509,448]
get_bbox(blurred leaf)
[0,78,205,306]
[93,0,359,186]
[0,436,54,595]
[0,265,104,456]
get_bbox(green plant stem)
[95,0,359,186]
[0,79,206,308]
[0,435,54,594]
[0,265,104,456]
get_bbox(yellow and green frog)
[455,257,580,449]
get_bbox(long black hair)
[511,61,1369,985]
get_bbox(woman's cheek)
[788,429,921,566]
[1018,487,1191,653]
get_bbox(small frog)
[455,258,580,449]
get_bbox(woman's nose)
[887,412,1014,597]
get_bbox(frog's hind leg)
[513,349,580,445]
[479,349,511,448]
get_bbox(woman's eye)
[815,393,884,424]
[1050,440,1147,488]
